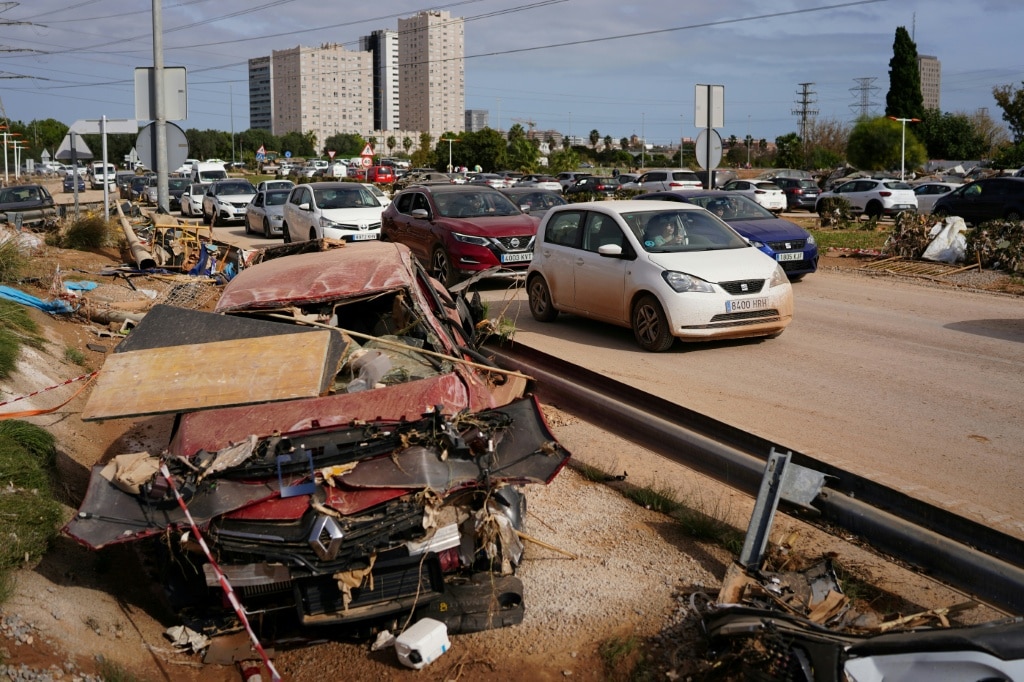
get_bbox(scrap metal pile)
[63,242,570,652]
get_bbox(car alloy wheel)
[632,295,674,352]
[431,247,456,288]
[865,200,882,218]
[527,276,558,322]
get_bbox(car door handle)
[575,258,585,266]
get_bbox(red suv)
[367,165,396,184]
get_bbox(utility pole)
[792,82,818,165]
[849,77,880,119]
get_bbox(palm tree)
[386,136,396,157]
[589,129,600,148]
[604,135,613,150]
[403,137,413,155]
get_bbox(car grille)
[766,239,806,250]
[337,221,382,230]
[780,260,810,273]
[493,235,535,252]
[209,497,425,575]
[680,309,782,329]
[718,279,766,295]
[230,201,248,209]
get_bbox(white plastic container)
[395,618,450,670]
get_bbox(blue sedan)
[63,174,86,193]
[635,190,818,280]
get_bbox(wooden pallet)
[859,256,980,278]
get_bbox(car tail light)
[755,189,766,194]
[669,182,686,188]
[879,191,892,197]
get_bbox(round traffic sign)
[361,156,372,168]
[695,129,723,170]
[285,151,292,158]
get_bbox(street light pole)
[888,116,921,182]
[441,136,459,173]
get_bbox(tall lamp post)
[888,116,920,181]
[441,136,459,173]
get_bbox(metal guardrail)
[484,343,1024,615]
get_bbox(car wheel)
[282,223,291,243]
[932,206,950,220]
[431,247,457,288]
[865,200,883,218]
[203,210,211,226]
[211,212,220,227]
[631,295,674,352]
[263,218,272,239]
[243,217,251,234]
[309,227,317,242]
[527,275,558,322]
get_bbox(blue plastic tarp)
[0,285,77,314]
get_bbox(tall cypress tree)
[885,27,924,120]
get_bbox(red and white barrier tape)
[159,464,282,681]
[0,370,99,408]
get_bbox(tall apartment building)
[359,30,400,133]
[248,56,273,131]
[268,43,374,148]
[398,10,465,139]
[465,109,488,132]
[917,54,941,111]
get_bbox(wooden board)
[82,330,334,421]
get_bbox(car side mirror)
[597,244,623,258]
[411,208,429,219]
[299,202,312,211]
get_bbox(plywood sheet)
[82,331,333,421]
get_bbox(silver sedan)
[244,188,290,238]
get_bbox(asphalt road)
[474,270,1024,542]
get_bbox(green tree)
[506,137,538,172]
[403,137,413,155]
[456,128,506,171]
[386,135,397,156]
[589,129,600,148]
[278,131,315,158]
[507,123,526,144]
[620,137,630,151]
[547,147,580,173]
[322,133,366,158]
[603,135,613,150]
[916,110,986,160]
[410,132,435,168]
[846,116,926,171]
[885,26,924,120]
[775,133,803,168]
[992,81,1024,145]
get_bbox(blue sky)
[1,0,1021,149]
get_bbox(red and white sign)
[360,143,374,157]
[328,150,336,160]
[361,156,372,168]
[256,145,266,155]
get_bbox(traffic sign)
[695,129,723,170]
[361,156,372,168]
[285,151,292,158]
[360,143,374,157]
[328,150,336,160]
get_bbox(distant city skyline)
[1,1,1021,146]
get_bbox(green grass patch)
[64,346,86,365]
[0,238,28,284]
[95,657,144,682]
[598,634,656,682]
[0,300,45,379]
[0,422,63,605]
[622,481,683,515]
[809,228,889,251]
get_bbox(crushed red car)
[66,241,569,640]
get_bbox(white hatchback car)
[526,200,793,351]
[911,181,962,213]
[815,178,917,218]
[282,182,384,244]
[620,168,703,192]
[720,179,787,214]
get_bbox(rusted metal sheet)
[214,242,421,313]
[167,371,471,456]
[82,331,335,421]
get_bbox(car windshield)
[265,190,290,205]
[630,209,749,253]
[314,186,379,209]
[216,182,255,195]
[681,194,775,220]
[168,178,190,190]
[434,190,521,218]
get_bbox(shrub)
[816,196,853,228]
[61,213,114,250]
[0,237,28,284]
[0,300,43,379]
[883,211,933,259]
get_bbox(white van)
[89,162,117,190]
[191,161,228,185]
